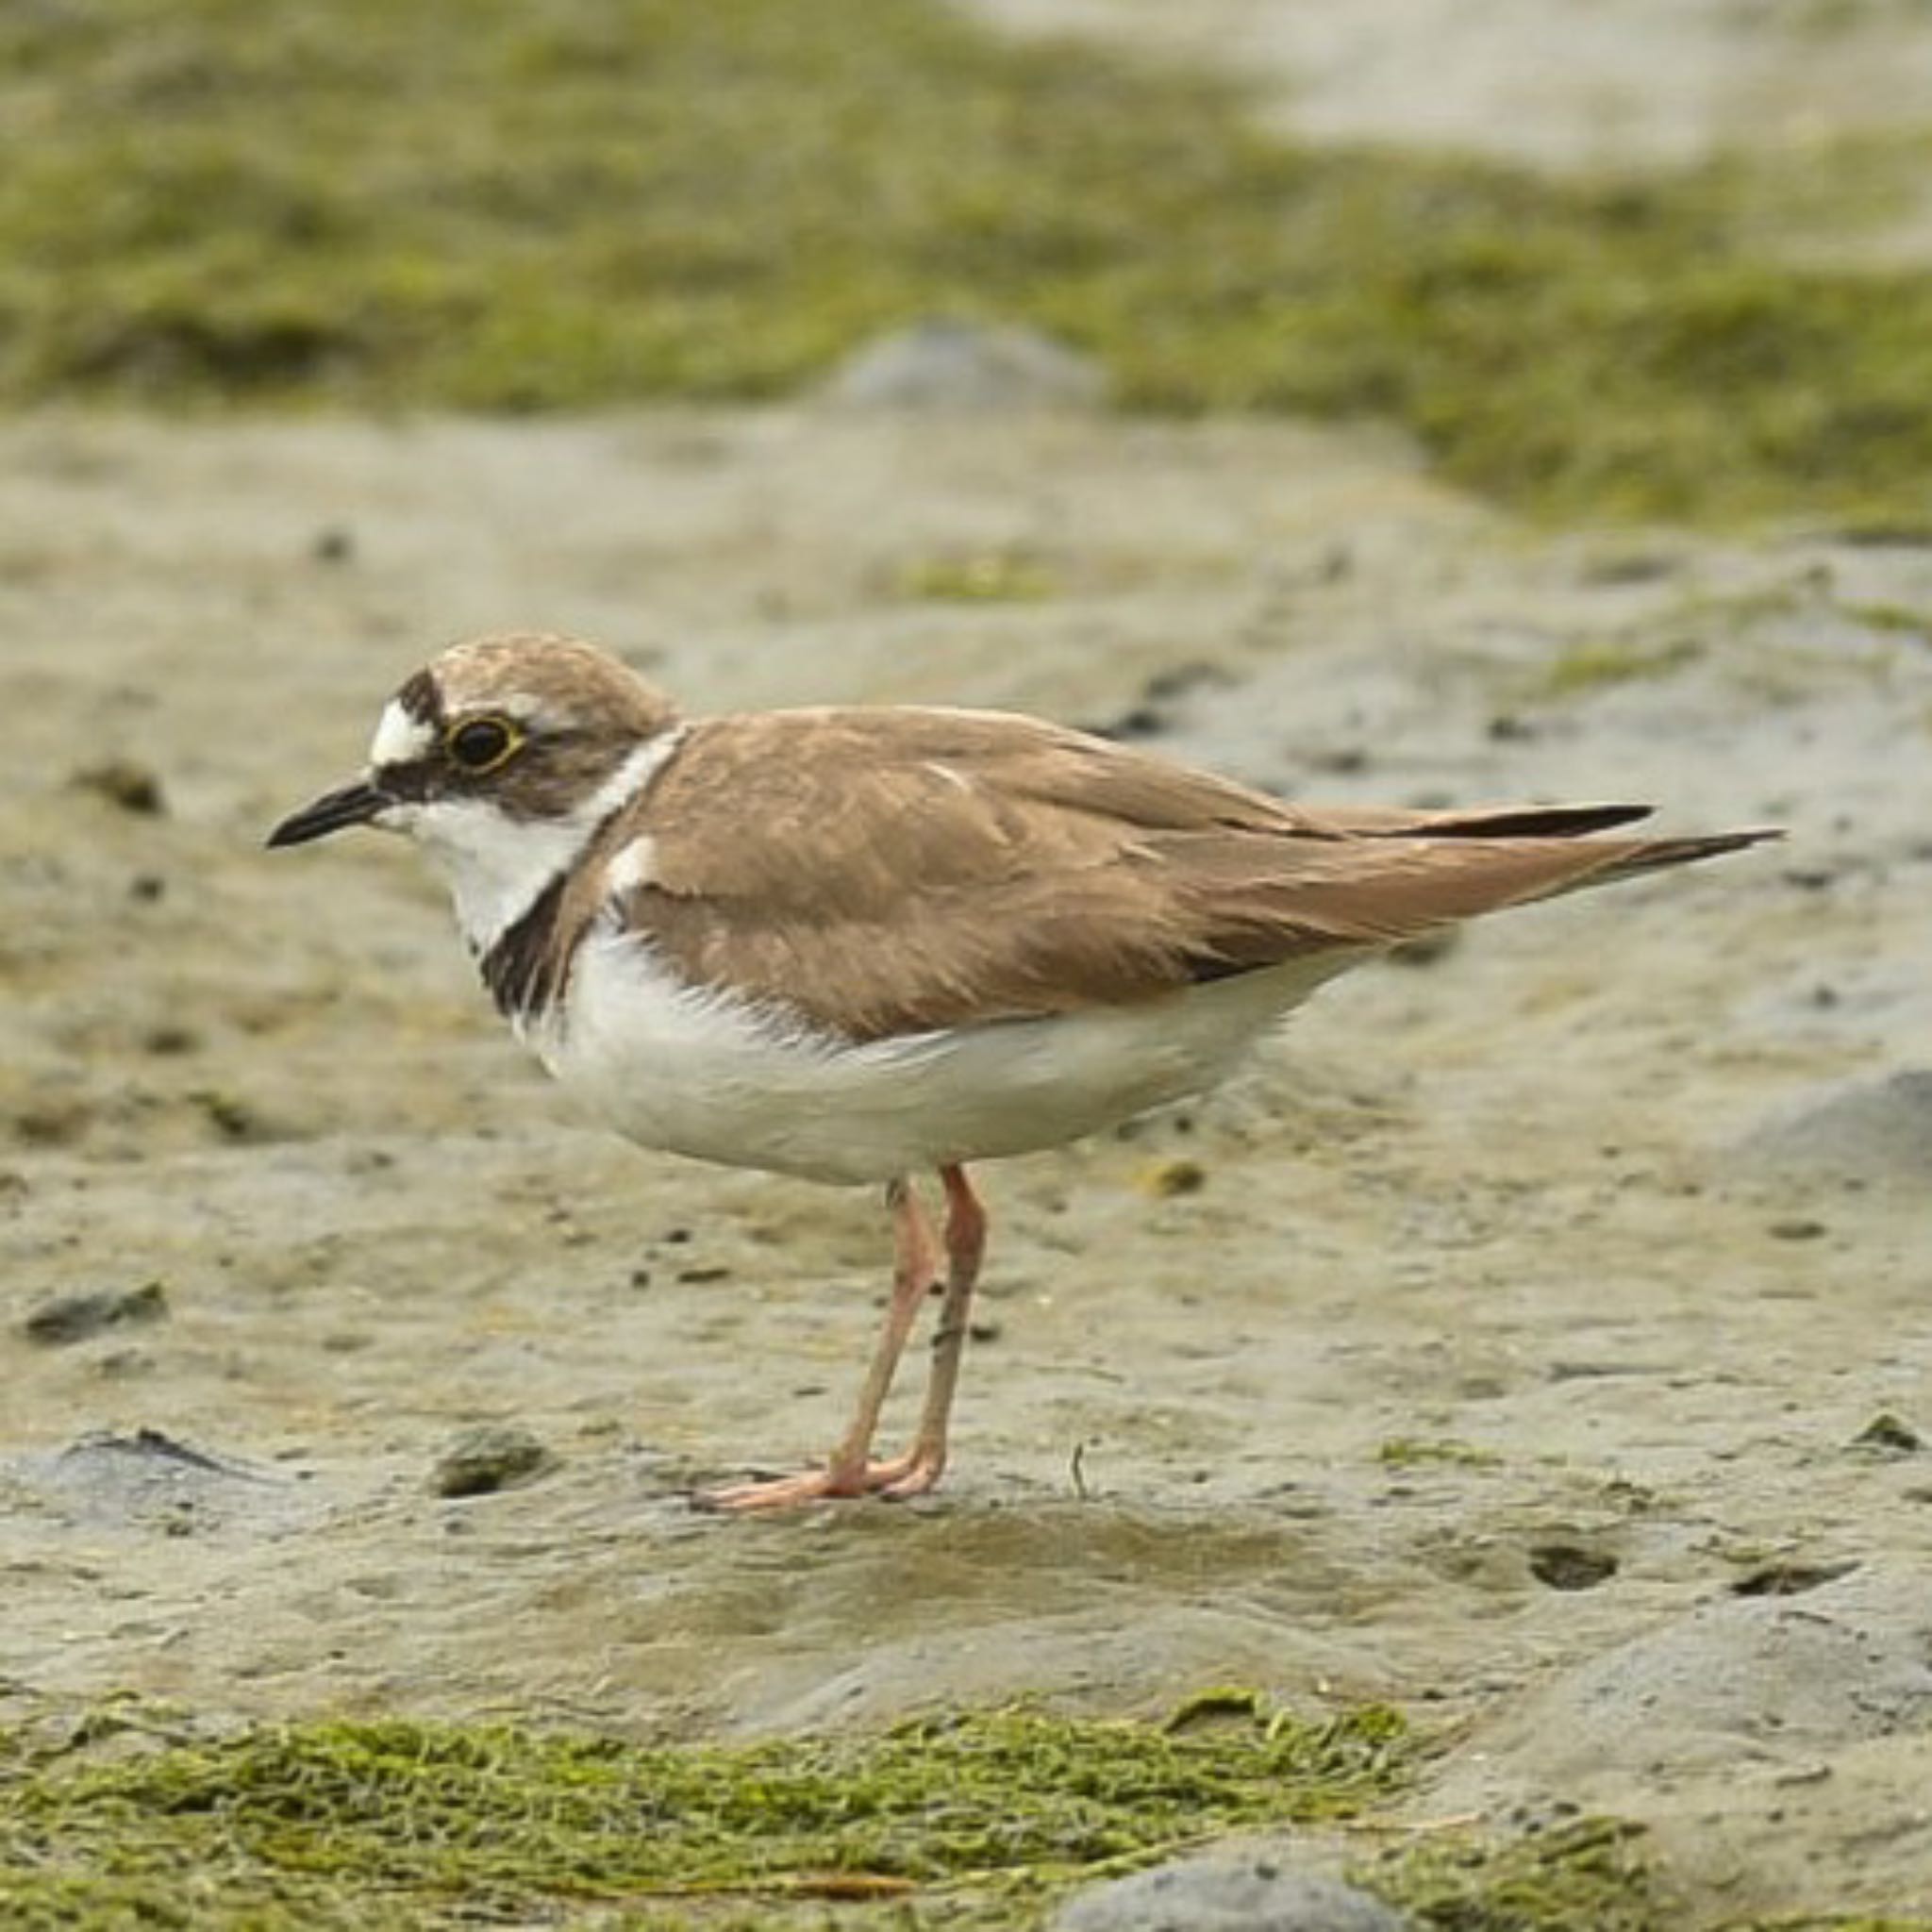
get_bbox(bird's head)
[269,631,682,948]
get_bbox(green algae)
[1357,1816,1662,1932]
[1378,1436,1506,1470]
[0,1698,1407,1928]
[9,1698,1917,1928]
[1532,639,1705,699]
[4,0,1932,523]
[1839,600,1932,638]
[896,549,1061,605]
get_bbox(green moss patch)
[1377,1437,1507,1470]
[896,549,1060,605]
[1531,638,1705,700]
[1357,1816,1660,1932]
[0,1698,1407,1928]
[5,0,1932,522]
[11,1696,1914,1928]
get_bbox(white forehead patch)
[369,699,435,769]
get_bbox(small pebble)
[93,1348,157,1380]
[24,1280,168,1347]
[1139,1158,1208,1199]
[1088,704,1167,741]
[1387,928,1461,968]
[1529,1542,1619,1591]
[142,1024,201,1057]
[1731,1558,1859,1598]
[430,1424,556,1498]
[820,318,1108,413]
[193,1091,266,1142]
[1307,746,1370,775]
[71,758,167,815]
[1850,1412,1922,1456]
[1141,661,1231,704]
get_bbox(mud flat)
[1,406,1928,1922]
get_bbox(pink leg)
[874,1164,988,1501]
[696,1177,940,1512]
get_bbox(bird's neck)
[413,731,685,958]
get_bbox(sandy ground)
[965,0,1932,271]
[965,0,1932,175]
[2,405,1929,1920]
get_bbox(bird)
[268,631,1774,1510]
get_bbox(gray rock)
[1053,1855,1409,1931]
[819,318,1108,412]
[10,1427,279,1537]
[1738,1068,1932,1194]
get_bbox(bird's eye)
[445,716,520,774]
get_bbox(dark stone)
[1732,1559,1861,1599]
[1529,1542,1619,1591]
[71,758,166,815]
[430,1424,556,1498]
[24,1279,169,1346]
[1850,1412,1922,1456]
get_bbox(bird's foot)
[871,1446,945,1501]
[693,1445,945,1513]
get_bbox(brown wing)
[605,706,1768,1042]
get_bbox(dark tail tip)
[1407,803,1656,841]
[1609,825,1783,879]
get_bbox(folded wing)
[607,707,1772,1042]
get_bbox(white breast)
[525,928,1361,1186]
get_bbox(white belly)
[526,931,1359,1185]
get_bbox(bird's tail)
[1537,825,1781,901]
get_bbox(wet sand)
[3,406,1930,1919]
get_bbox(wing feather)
[585,707,1763,1042]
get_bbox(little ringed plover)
[269,631,1774,1510]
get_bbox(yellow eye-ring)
[445,715,522,774]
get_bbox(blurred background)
[4,0,1932,523]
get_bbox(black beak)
[266,779,388,849]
